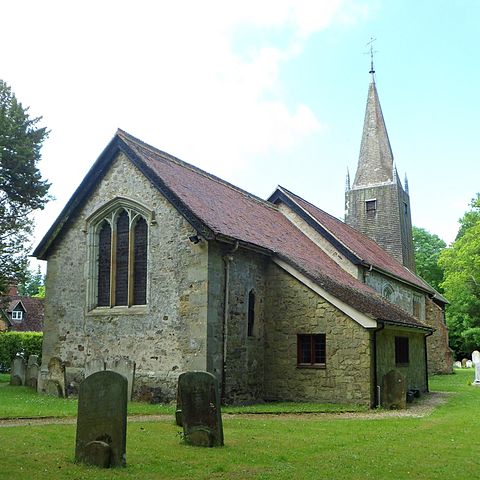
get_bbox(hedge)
[0,332,43,372]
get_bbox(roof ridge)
[117,129,278,212]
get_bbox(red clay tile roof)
[3,296,44,332]
[117,130,430,330]
[276,186,435,294]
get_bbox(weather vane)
[365,37,378,79]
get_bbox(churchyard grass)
[0,369,478,479]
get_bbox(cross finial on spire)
[365,37,378,81]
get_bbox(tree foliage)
[412,226,446,292]
[0,80,50,294]
[439,195,480,358]
[17,265,44,297]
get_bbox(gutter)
[221,240,239,402]
[424,330,434,393]
[372,321,385,407]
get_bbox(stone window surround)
[85,197,155,314]
[365,198,377,213]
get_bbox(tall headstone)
[106,358,136,401]
[85,358,106,378]
[472,351,480,385]
[178,371,223,447]
[381,369,406,409]
[10,353,26,386]
[75,370,128,468]
[26,355,40,389]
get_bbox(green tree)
[17,265,44,296]
[412,226,446,292]
[439,197,480,358]
[0,80,50,295]
[455,193,480,240]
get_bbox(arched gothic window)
[382,284,394,302]
[90,200,150,309]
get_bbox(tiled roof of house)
[33,129,432,331]
[4,296,44,332]
[274,186,435,294]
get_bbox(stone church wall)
[207,243,268,404]
[425,298,454,374]
[41,153,209,401]
[263,264,373,405]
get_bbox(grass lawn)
[0,369,478,479]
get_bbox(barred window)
[95,206,148,308]
[297,334,326,367]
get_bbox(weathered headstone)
[10,353,26,386]
[381,369,406,410]
[106,358,135,401]
[472,351,480,385]
[85,358,105,378]
[466,360,473,369]
[178,371,223,447]
[454,361,462,369]
[75,370,127,468]
[26,355,40,389]
[462,358,468,368]
[45,357,66,397]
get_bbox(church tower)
[345,69,415,271]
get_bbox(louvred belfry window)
[95,207,148,307]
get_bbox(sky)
[1,0,479,269]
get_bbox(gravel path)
[0,391,450,428]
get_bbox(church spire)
[352,74,395,189]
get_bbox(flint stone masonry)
[75,370,127,468]
[85,358,106,378]
[41,153,209,401]
[178,371,224,447]
[10,354,26,386]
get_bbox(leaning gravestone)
[381,369,406,410]
[10,353,26,386]
[472,351,480,385]
[75,370,127,468]
[177,371,223,447]
[45,357,66,397]
[106,358,135,401]
[26,355,40,389]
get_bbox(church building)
[33,74,451,407]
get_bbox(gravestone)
[106,358,135,401]
[75,370,127,468]
[381,369,406,410]
[10,354,26,386]
[472,351,480,385]
[85,358,105,378]
[177,371,223,447]
[26,355,40,389]
[454,361,462,369]
[466,360,473,369]
[46,357,66,397]
[462,358,468,368]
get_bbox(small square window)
[11,310,23,321]
[366,199,377,213]
[297,334,326,367]
[395,336,409,365]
